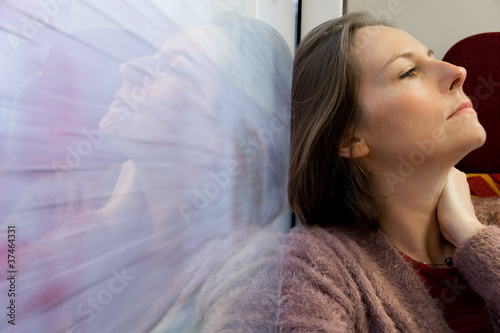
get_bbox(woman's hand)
[97,159,143,225]
[437,167,485,246]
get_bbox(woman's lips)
[448,100,474,119]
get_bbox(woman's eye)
[400,67,417,79]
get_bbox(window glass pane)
[0,1,296,331]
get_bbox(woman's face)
[101,25,230,162]
[353,26,486,174]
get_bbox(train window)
[0,0,300,331]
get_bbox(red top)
[401,254,494,332]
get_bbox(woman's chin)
[452,125,487,165]
[466,123,487,152]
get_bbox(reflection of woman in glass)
[279,12,500,332]
[96,14,293,332]
[98,14,292,247]
[7,12,292,332]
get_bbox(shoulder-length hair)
[288,12,391,230]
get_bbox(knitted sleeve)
[472,197,500,227]
[277,227,359,332]
[192,230,286,333]
[455,226,500,326]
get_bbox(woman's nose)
[442,62,467,92]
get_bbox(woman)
[278,12,500,332]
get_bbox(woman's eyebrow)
[382,48,434,69]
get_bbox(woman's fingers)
[437,167,485,246]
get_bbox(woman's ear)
[339,136,370,158]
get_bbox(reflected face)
[353,26,486,171]
[100,25,230,160]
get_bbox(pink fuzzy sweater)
[278,200,500,332]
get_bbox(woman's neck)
[132,163,181,236]
[375,166,455,265]
[98,160,176,250]
[98,160,172,230]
